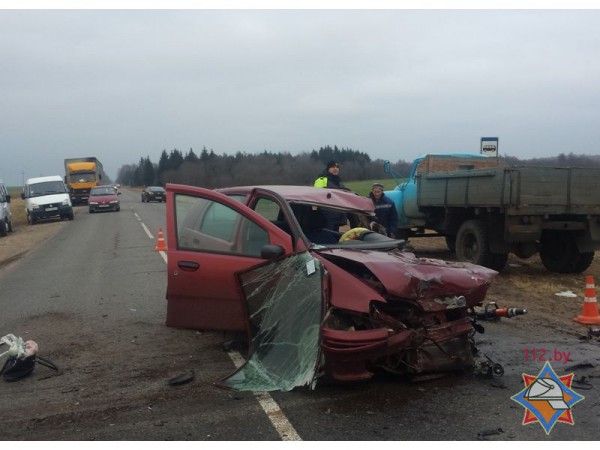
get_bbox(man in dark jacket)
[369,183,399,238]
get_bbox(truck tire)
[540,231,594,273]
[455,220,507,271]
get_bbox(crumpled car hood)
[317,248,497,311]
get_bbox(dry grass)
[8,191,28,226]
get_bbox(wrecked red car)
[165,184,497,391]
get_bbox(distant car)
[164,184,497,390]
[141,186,166,203]
[88,186,120,213]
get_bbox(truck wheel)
[455,220,506,271]
[540,232,594,273]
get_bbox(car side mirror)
[5,194,10,203]
[117,192,122,195]
[260,244,285,260]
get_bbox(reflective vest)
[314,176,328,188]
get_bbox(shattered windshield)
[221,252,323,392]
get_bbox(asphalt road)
[0,189,599,441]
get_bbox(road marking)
[227,351,301,441]
[136,208,301,441]
[140,222,153,239]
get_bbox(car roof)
[26,175,63,184]
[217,185,375,212]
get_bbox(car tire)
[0,220,7,237]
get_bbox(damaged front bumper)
[222,250,496,391]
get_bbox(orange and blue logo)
[511,361,585,435]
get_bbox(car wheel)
[0,220,7,237]
[89,208,94,213]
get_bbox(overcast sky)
[1,8,599,185]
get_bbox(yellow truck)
[64,157,107,205]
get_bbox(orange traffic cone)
[155,228,167,252]
[574,275,600,325]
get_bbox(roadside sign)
[481,137,499,157]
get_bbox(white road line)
[141,222,153,239]
[135,208,301,441]
[227,351,301,441]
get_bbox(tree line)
[115,146,600,188]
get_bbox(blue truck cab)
[384,153,494,230]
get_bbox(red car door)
[165,184,294,331]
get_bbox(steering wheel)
[339,227,371,242]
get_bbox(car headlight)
[62,199,71,206]
[89,201,99,205]
[109,200,119,204]
[31,203,40,210]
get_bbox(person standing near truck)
[369,183,398,238]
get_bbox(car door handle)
[177,261,200,271]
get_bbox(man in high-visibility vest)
[313,161,346,230]
[314,161,343,189]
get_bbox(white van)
[0,180,13,236]
[21,176,74,224]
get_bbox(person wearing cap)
[314,161,343,189]
[369,183,399,238]
[313,161,346,230]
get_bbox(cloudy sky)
[1,7,599,185]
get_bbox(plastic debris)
[555,291,578,297]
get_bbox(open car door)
[165,184,295,331]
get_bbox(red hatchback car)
[88,186,120,213]
[165,184,497,391]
